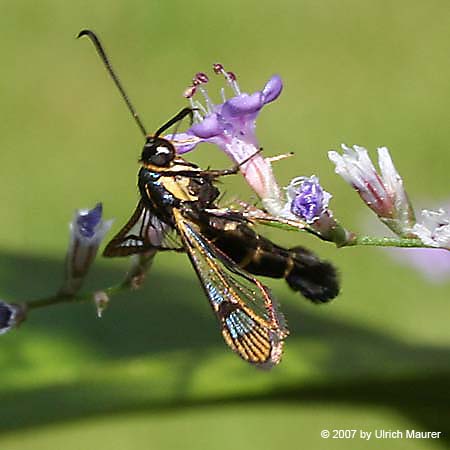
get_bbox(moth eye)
[140,138,175,167]
[152,145,174,166]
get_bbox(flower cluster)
[171,65,352,245]
[169,66,448,253]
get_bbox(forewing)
[103,201,182,257]
[174,210,288,368]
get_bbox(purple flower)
[280,175,353,245]
[170,64,285,214]
[76,203,104,238]
[287,176,332,223]
[329,145,415,236]
[0,301,26,335]
[60,203,113,296]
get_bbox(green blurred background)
[0,1,449,449]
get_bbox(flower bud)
[60,203,113,296]
[0,301,26,335]
[329,145,415,236]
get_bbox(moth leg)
[197,148,263,178]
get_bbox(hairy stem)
[25,282,128,311]
[343,236,435,248]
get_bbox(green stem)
[344,236,435,248]
[258,218,439,249]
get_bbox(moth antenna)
[154,107,194,137]
[77,29,148,136]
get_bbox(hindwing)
[103,200,182,257]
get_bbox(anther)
[213,63,224,74]
[194,72,209,84]
[227,71,236,81]
[183,85,197,99]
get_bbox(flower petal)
[221,92,265,118]
[412,209,450,248]
[262,75,283,104]
[169,132,202,154]
[190,113,223,138]
[76,203,103,238]
[378,147,401,196]
[329,145,414,231]
[288,176,331,223]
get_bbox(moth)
[79,29,339,367]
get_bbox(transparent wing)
[174,210,289,368]
[103,201,182,257]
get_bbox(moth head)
[140,137,176,167]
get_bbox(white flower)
[329,145,415,235]
[412,209,450,249]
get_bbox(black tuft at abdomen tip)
[285,246,340,303]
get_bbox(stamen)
[226,71,241,95]
[188,97,202,122]
[212,62,241,95]
[194,72,209,84]
[183,85,197,99]
[198,85,214,113]
[227,71,236,81]
[191,99,207,120]
[266,152,294,164]
[213,63,224,74]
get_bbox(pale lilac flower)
[60,203,113,296]
[0,301,26,335]
[329,145,415,236]
[387,247,450,283]
[170,65,284,214]
[412,209,450,249]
